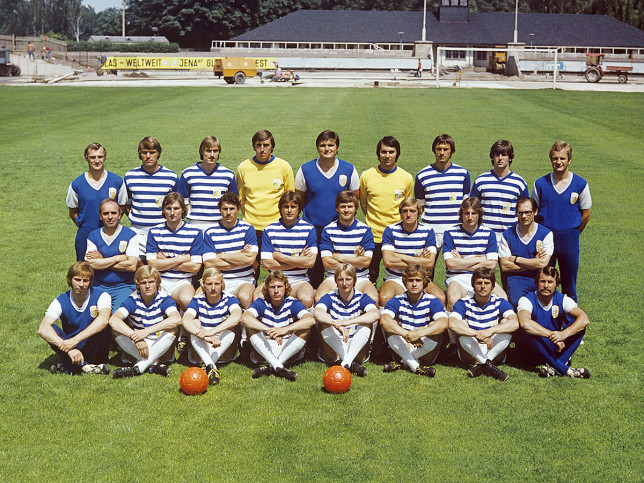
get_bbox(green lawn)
[0,86,642,481]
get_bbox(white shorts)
[161,278,193,297]
[324,275,371,287]
[187,219,219,231]
[445,273,474,296]
[434,231,445,250]
[287,276,311,288]
[223,277,255,296]
[250,335,305,365]
[382,276,405,289]
[129,224,150,259]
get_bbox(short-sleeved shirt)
[86,225,139,285]
[66,171,127,232]
[451,294,516,330]
[517,290,577,332]
[261,218,318,279]
[248,296,308,339]
[320,219,375,279]
[316,289,377,336]
[146,222,203,282]
[115,290,178,330]
[382,292,447,331]
[202,220,258,281]
[176,163,237,223]
[443,225,498,278]
[124,165,178,228]
[185,292,241,329]
[381,221,437,279]
[45,289,111,336]
[532,173,591,232]
[499,223,554,280]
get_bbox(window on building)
[442,0,450,5]
[475,51,487,61]
[446,50,466,59]
[460,0,468,5]
[451,0,459,5]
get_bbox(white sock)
[277,335,306,364]
[250,333,283,369]
[190,334,215,367]
[410,336,438,363]
[341,325,370,367]
[115,335,144,362]
[387,334,419,372]
[190,330,236,367]
[458,336,488,364]
[486,333,512,362]
[321,326,346,360]
[134,332,176,373]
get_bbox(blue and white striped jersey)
[186,292,241,329]
[382,292,447,331]
[146,222,203,281]
[202,220,257,281]
[116,290,178,330]
[261,218,318,279]
[176,163,237,223]
[443,225,498,278]
[381,221,436,279]
[124,165,178,228]
[451,294,516,330]
[248,296,308,331]
[316,290,376,336]
[320,219,375,279]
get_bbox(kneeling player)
[38,262,111,375]
[182,268,242,385]
[314,264,379,377]
[110,266,181,378]
[516,267,590,378]
[448,268,518,381]
[241,271,315,381]
[380,264,448,377]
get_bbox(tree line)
[1,0,642,49]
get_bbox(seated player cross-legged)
[516,267,591,378]
[448,268,519,381]
[314,264,380,377]
[38,262,111,375]
[380,264,448,377]
[110,266,182,379]
[241,271,315,381]
[181,268,242,385]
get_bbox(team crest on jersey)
[394,190,403,201]
[503,203,511,213]
[338,175,347,187]
[449,192,458,202]
[212,190,221,198]
[155,197,163,207]
[570,192,579,204]
[273,179,282,190]
[119,241,128,253]
[551,306,559,318]
[108,187,117,199]
[536,240,543,251]
[90,306,98,318]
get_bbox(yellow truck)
[214,57,274,84]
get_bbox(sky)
[84,0,123,12]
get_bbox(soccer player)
[380,197,445,306]
[110,266,181,378]
[85,199,139,311]
[499,197,554,307]
[516,267,590,378]
[359,136,414,284]
[470,139,529,243]
[236,130,294,254]
[532,141,591,302]
[448,268,518,381]
[414,134,471,276]
[241,271,315,381]
[176,135,238,230]
[295,130,359,288]
[123,136,178,260]
[202,192,258,309]
[314,264,379,377]
[315,191,378,306]
[146,192,202,313]
[256,191,317,308]
[380,265,448,377]
[67,142,127,261]
[38,262,111,375]
[443,197,505,311]
[182,268,242,385]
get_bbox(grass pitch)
[0,86,642,481]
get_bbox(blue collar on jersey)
[197,161,219,175]
[377,164,397,175]
[253,155,275,165]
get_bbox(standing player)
[146,192,202,313]
[499,197,554,307]
[443,197,505,311]
[236,130,294,255]
[414,134,471,277]
[516,267,590,378]
[85,199,139,311]
[295,130,359,288]
[241,271,315,381]
[256,191,317,308]
[380,265,448,377]
[532,141,591,302]
[380,197,445,306]
[359,136,414,284]
[123,136,178,260]
[38,262,111,375]
[182,268,242,385]
[176,136,238,230]
[67,142,127,261]
[315,191,379,305]
[314,264,379,376]
[448,268,518,381]
[202,192,258,309]
[110,266,181,378]
[470,140,529,243]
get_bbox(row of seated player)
[68,133,590,307]
[40,261,590,384]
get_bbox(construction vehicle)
[0,47,21,76]
[584,53,632,83]
[213,57,261,84]
[488,50,506,74]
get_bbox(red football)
[180,367,209,395]
[323,365,352,393]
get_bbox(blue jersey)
[146,222,203,281]
[116,290,178,330]
[202,220,257,281]
[320,219,375,279]
[532,173,591,231]
[67,171,127,232]
[518,290,577,332]
[443,225,498,278]
[381,221,436,279]
[316,290,376,337]
[248,296,308,332]
[124,165,178,228]
[470,170,529,234]
[451,294,516,330]
[176,162,238,223]
[186,292,241,329]
[414,163,471,231]
[261,218,318,279]
[47,289,110,336]
[86,225,138,285]
[296,158,358,228]
[382,291,447,331]
[499,223,554,281]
